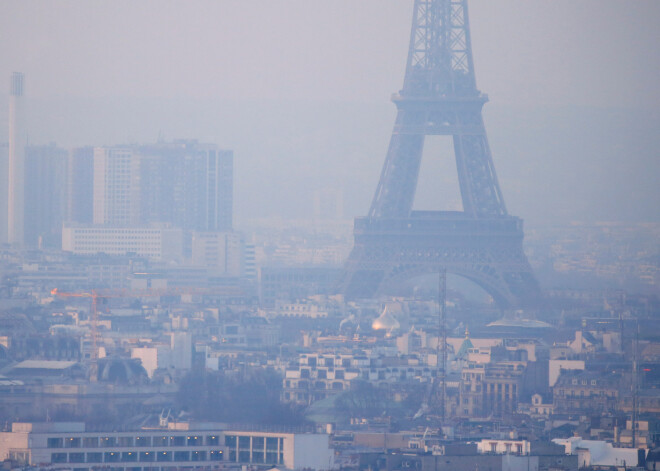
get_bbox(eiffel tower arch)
[338,0,539,307]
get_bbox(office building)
[0,422,334,471]
[0,143,7,244]
[24,144,68,248]
[62,225,184,262]
[67,146,94,224]
[93,146,140,226]
[92,141,233,232]
[191,231,244,276]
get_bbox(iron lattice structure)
[339,0,539,307]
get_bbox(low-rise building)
[0,422,334,471]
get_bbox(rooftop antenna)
[439,268,447,426]
[632,319,639,448]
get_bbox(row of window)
[555,389,616,397]
[48,435,219,449]
[224,435,282,450]
[227,450,283,464]
[51,450,222,464]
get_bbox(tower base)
[338,211,539,307]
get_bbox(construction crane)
[51,285,244,380]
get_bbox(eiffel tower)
[338,0,539,307]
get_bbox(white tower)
[8,72,25,246]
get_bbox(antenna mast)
[439,268,447,425]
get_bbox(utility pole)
[439,269,447,426]
[632,320,639,448]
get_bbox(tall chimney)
[8,72,25,246]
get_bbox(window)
[157,451,172,462]
[65,437,81,448]
[69,453,85,463]
[135,436,151,447]
[101,437,116,447]
[118,437,133,447]
[253,437,264,449]
[210,450,223,461]
[87,452,102,463]
[121,452,137,462]
[51,453,67,463]
[239,451,250,462]
[238,436,250,449]
[153,436,169,447]
[139,452,155,462]
[191,451,206,461]
[225,435,237,447]
[206,435,219,446]
[266,437,278,451]
[104,452,120,463]
[172,436,186,446]
[187,436,202,446]
[174,451,190,462]
[83,437,98,448]
[47,438,63,449]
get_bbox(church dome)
[372,305,401,332]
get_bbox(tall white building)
[61,225,184,262]
[8,72,26,245]
[93,147,140,226]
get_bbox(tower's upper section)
[402,0,478,98]
[10,72,24,97]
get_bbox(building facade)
[0,422,333,471]
[24,144,68,248]
[62,225,184,262]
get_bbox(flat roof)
[12,360,78,370]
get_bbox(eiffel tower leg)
[369,113,425,219]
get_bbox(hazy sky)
[2,0,659,107]
[1,1,659,223]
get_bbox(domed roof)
[372,305,401,332]
[97,357,148,384]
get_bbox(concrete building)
[552,370,620,414]
[0,142,8,244]
[62,225,184,262]
[0,422,334,471]
[24,144,68,248]
[93,146,140,226]
[191,231,244,276]
[136,141,233,233]
[91,142,233,239]
[67,146,94,224]
[8,72,26,245]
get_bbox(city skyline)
[0,1,659,225]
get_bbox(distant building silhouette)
[8,72,26,246]
[92,141,233,232]
[24,144,68,248]
[67,146,94,224]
